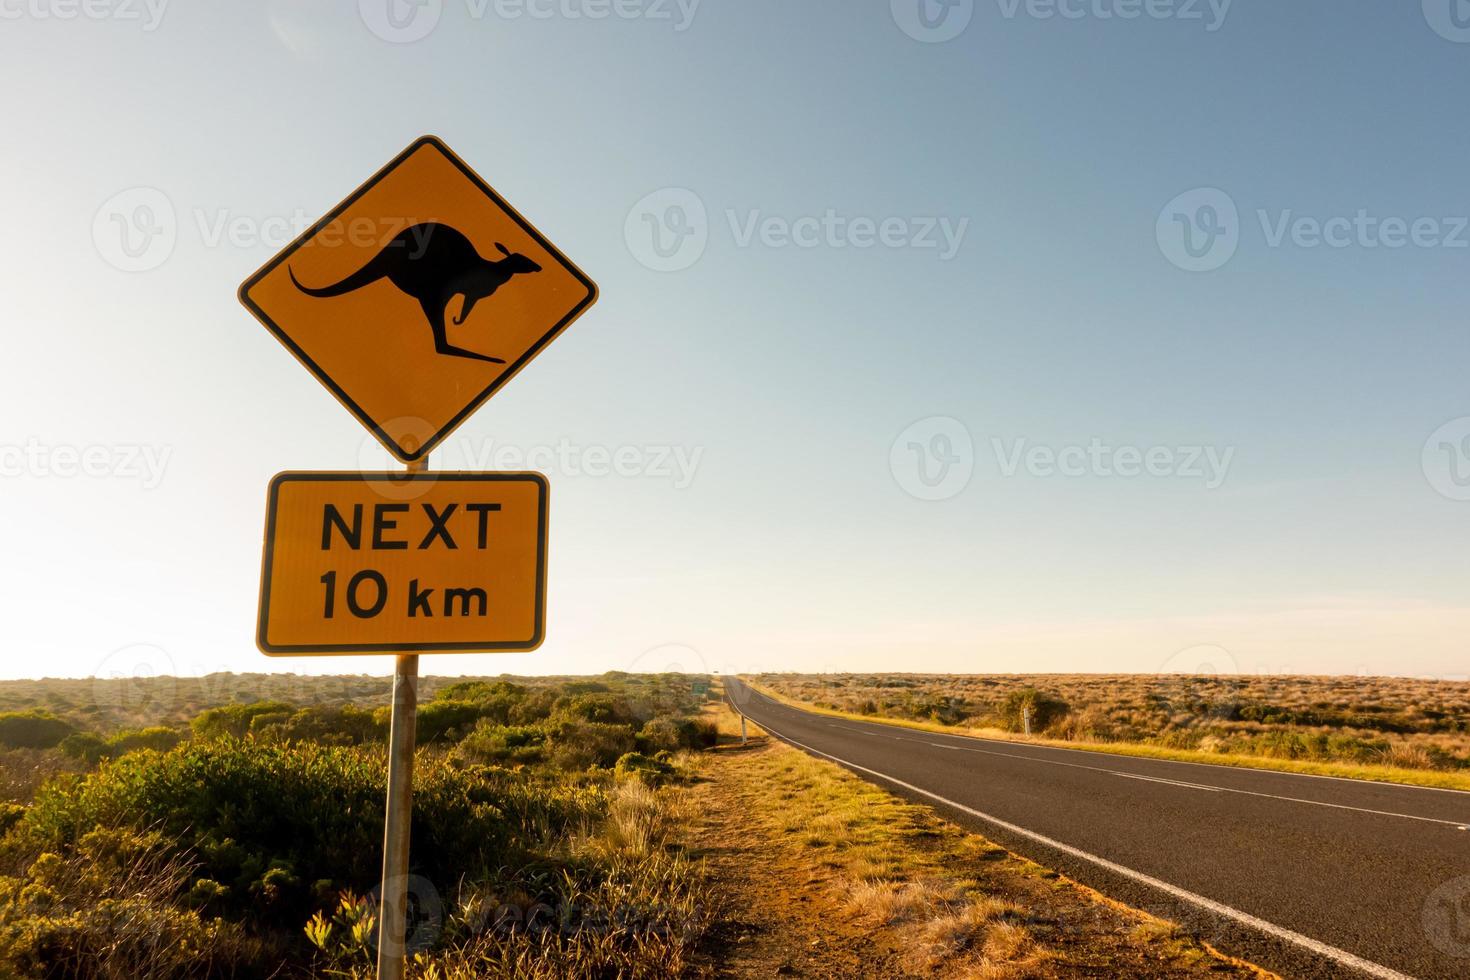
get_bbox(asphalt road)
[724,678,1470,980]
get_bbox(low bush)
[551,694,641,728]
[60,727,183,765]
[56,733,107,765]
[190,702,295,741]
[453,723,546,766]
[613,752,676,785]
[432,680,529,725]
[996,689,1070,733]
[7,740,601,933]
[0,712,74,750]
[272,705,384,746]
[680,718,720,750]
[0,827,277,979]
[415,699,496,744]
[636,718,683,755]
[547,721,635,771]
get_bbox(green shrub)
[58,728,181,767]
[547,721,635,770]
[507,689,558,725]
[190,702,295,741]
[636,718,683,755]
[276,706,384,746]
[0,712,74,750]
[614,752,675,784]
[58,733,109,766]
[416,700,495,744]
[245,711,293,739]
[0,827,277,979]
[902,693,969,725]
[452,723,545,765]
[432,681,528,725]
[108,727,181,755]
[8,741,599,930]
[551,693,640,728]
[997,689,1069,733]
[680,718,720,749]
[561,681,611,696]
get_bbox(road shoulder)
[689,701,1272,979]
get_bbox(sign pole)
[377,456,426,980]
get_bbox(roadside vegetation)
[0,671,1282,978]
[690,693,1263,978]
[0,672,719,979]
[749,672,1470,790]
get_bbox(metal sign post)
[378,456,424,980]
[377,652,419,980]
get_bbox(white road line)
[1114,772,1222,792]
[756,716,1416,980]
[826,719,1468,829]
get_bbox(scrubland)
[751,672,1470,787]
[0,671,1279,978]
[0,672,718,979]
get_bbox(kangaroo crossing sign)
[238,135,598,462]
[258,472,548,655]
[240,140,593,977]
[240,136,594,657]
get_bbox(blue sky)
[3,0,1470,681]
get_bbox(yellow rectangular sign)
[257,472,547,655]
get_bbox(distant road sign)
[257,472,547,655]
[238,136,598,462]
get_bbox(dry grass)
[311,776,717,980]
[597,776,688,857]
[0,828,276,980]
[765,748,1050,975]
[749,672,1470,790]
[0,747,84,804]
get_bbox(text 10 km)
[317,502,506,621]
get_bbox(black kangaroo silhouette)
[288,222,542,364]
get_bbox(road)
[724,678,1470,980]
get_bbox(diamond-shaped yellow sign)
[238,136,598,462]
